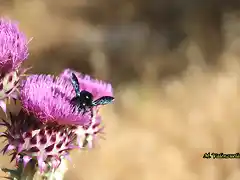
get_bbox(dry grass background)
[2,0,240,180]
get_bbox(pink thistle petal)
[59,68,114,100]
[16,147,22,154]
[20,74,91,125]
[22,156,31,168]
[63,153,72,162]
[0,100,6,113]
[6,144,15,153]
[15,155,22,167]
[51,157,61,170]
[37,157,47,173]
[0,18,31,73]
[10,91,19,100]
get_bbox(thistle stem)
[20,160,37,180]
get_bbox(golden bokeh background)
[1,0,240,179]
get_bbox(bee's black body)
[70,73,114,114]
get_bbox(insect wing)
[92,96,114,106]
[71,73,81,96]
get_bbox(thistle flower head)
[0,69,114,176]
[0,110,77,173]
[19,74,91,126]
[0,18,30,73]
[59,69,114,100]
[0,18,31,113]
[59,69,114,148]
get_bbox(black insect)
[70,72,114,114]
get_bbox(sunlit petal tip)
[0,100,7,113]
[22,156,31,168]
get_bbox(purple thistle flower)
[0,110,77,173]
[0,18,30,73]
[0,18,31,113]
[59,69,114,148]
[19,74,92,126]
[0,69,113,176]
[59,68,114,100]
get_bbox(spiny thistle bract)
[0,18,114,180]
[0,110,77,173]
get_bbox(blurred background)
[2,0,240,179]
